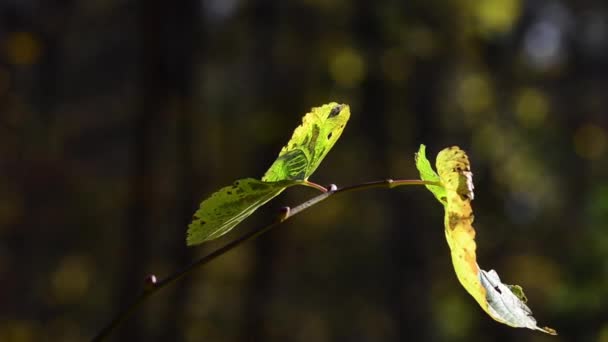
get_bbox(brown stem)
[90,178,441,342]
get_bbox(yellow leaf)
[262,102,350,182]
[436,146,487,311]
[417,145,556,335]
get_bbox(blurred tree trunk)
[353,2,434,340]
[118,1,202,340]
[404,60,443,341]
[159,0,201,340]
[118,0,166,340]
[239,1,292,341]
[35,1,74,127]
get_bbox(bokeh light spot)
[46,318,82,342]
[515,87,549,128]
[0,320,38,342]
[204,0,239,22]
[475,0,521,35]
[458,73,493,114]
[599,324,608,342]
[473,122,507,160]
[329,48,366,88]
[523,21,564,70]
[432,293,474,339]
[4,32,42,66]
[51,255,91,303]
[573,124,607,160]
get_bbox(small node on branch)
[385,178,394,188]
[327,184,338,192]
[277,206,291,222]
[144,274,158,291]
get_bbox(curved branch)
[91,178,441,341]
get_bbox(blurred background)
[0,0,607,341]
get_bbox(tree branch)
[91,178,441,341]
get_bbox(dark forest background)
[1,0,607,341]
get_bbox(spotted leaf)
[262,102,350,182]
[416,145,556,335]
[187,103,350,245]
[187,178,296,245]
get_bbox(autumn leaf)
[187,103,350,245]
[416,145,556,335]
[186,178,296,245]
[263,102,350,182]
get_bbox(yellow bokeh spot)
[432,293,474,339]
[574,124,607,160]
[458,73,494,115]
[598,324,608,342]
[4,32,42,66]
[0,320,38,342]
[51,256,90,303]
[473,122,508,160]
[329,48,366,88]
[515,87,549,128]
[475,0,521,35]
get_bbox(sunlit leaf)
[262,102,350,182]
[415,144,447,205]
[436,146,475,201]
[481,270,556,334]
[187,102,350,245]
[417,145,556,335]
[187,178,296,245]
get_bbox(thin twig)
[91,178,441,341]
[300,180,329,193]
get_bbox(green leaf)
[262,102,350,182]
[417,145,556,335]
[187,102,350,245]
[414,144,447,205]
[187,178,296,245]
[508,284,528,303]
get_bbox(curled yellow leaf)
[416,145,556,335]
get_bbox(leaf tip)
[540,326,558,335]
[415,144,427,159]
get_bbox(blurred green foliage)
[0,0,607,341]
